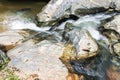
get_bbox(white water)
[71,13,115,42]
[2,12,114,43]
[2,12,50,32]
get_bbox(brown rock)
[67,73,79,80]
[107,65,120,80]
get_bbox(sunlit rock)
[104,15,120,34]
[109,42,120,58]
[68,29,99,59]
[0,30,24,50]
[70,45,111,80]
[7,40,68,80]
[37,0,114,25]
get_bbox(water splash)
[72,13,115,42]
[2,11,50,32]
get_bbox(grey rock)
[104,15,120,34]
[115,0,120,11]
[7,40,68,80]
[0,30,24,46]
[68,29,99,59]
[109,42,120,57]
[37,0,114,23]
[113,42,120,57]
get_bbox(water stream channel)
[0,0,120,80]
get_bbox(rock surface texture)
[0,0,120,80]
[0,30,24,48]
[37,0,120,23]
[104,15,120,34]
[7,40,68,80]
[68,29,98,59]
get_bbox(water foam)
[2,12,50,32]
[72,13,113,41]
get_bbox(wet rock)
[60,30,99,76]
[7,40,68,80]
[99,28,120,43]
[0,30,24,50]
[75,7,107,15]
[0,44,7,53]
[67,29,99,59]
[37,0,116,25]
[99,26,120,62]
[70,46,111,80]
[104,15,120,34]
[109,42,120,58]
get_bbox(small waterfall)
[2,11,51,32]
[2,11,116,79]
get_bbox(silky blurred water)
[0,0,47,32]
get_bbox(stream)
[0,0,120,80]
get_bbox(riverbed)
[0,0,120,80]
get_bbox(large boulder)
[60,29,99,74]
[37,0,119,24]
[7,40,68,80]
[68,29,99,59]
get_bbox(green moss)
[37,22,46,27]
[0,56,19,80]
[1,68,19,80]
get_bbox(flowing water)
[0,0,47,32]
[0,0,119,80]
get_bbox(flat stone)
[7,40,68,80]
[0,30,24,47]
